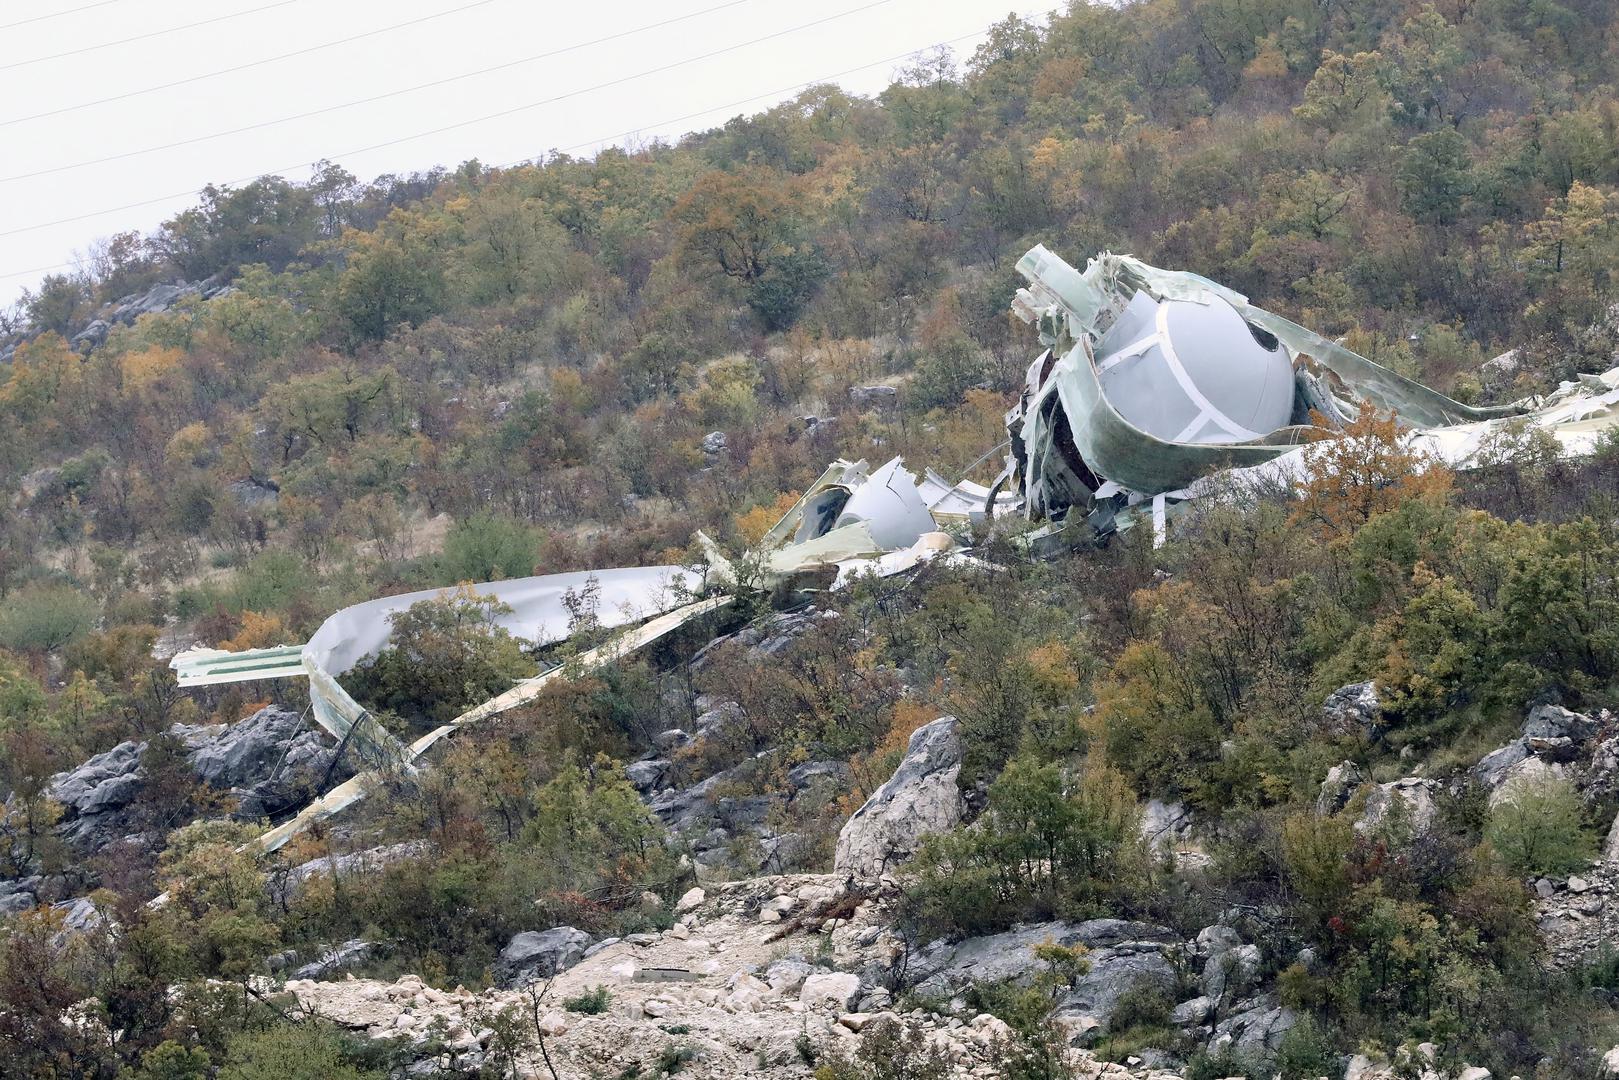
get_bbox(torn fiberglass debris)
[999,245,1619,545]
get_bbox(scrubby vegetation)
[7,0,1619,1075]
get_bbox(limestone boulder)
[800,972,861,1011]
[493,927,596,989]
[1322,681,1383,738]
[1316,760,1365,815]
[834,716,963,878]
[1355,777,1439,836]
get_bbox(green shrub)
[564,985,613,1014]
[1105,983,1173,1034]
[813,1016,951,1080]
[902,755,1143,938]
[133,1041,211,1080]
[345,588,535,726]
[1185,1047,1259,1080]
[1273,1015,1337,1080]
[218,1022,383,1080]
[1485,776,1595,878]
[228,550,306,614]
[0,582,97,653]
[442,512,541,583]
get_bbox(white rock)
[1457,1067,1491,1080]
[834,717,963,877]
[1603,1046,1619,1078]
[1052,1014,1102,1047]
[970,1013,1014,1043]
[676,887,706,913]
[801,972,862,1011]
[766,958,813,995]
[724,984,767,1013]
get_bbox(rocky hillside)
[265,872,1252,1080]
[9,1,1619,1076]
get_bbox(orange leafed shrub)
[220,611,290,651]
[841,696,945,815]
[1292,409,1452,535]
[735,491,801,546]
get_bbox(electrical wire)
[0,0,126,32]
[0,0,896,239]
[1,0,301,73]
[493,25,1002,171]
[0,0,503,128]
[0,0,755,183]
[0,9,1046,285]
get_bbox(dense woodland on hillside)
[6,0,1619,1076]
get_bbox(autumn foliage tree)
[1293,409,1453,535]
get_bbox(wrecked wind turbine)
[997,246,1619,544]
[170,245,1619,859]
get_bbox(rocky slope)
[46,704,343,849]
[0,276,234,364]
[275,872,1195,1080]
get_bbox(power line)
[0,0,896,240]
[0,0,755,183]
[0,10,1042,286]
[497,25,1006,170]
[0,26,954,287]
[0,0,125,32]
[0,0,502,128]
[0,0,301,73]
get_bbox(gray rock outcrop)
[850,385,898,406]
[1355,777,1439,836]
[293,938,378,980]
[834,716,963,878]
[1201,938,1261,1006]
[1489,755,1570,807]
[1525,703,1599,744]
[1211,996,1297,1053]
[0,876,42,916]
[909,919,1182,1033]
[69,319,111,354]
[273,841,429,906]
[1322,681,1382,738]
[46,705,342,851]
[1139,799,1191,853]
[1473,703,1603,802]
[625,759,670,792]
[1473,739,1532,789]
[495,927,597,988]
[1316,760,1365,815]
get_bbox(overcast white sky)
[0,0,1037,307]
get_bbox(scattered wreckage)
[171,458,988,853]
[1000,245,1619,546]
[171,245,1619,856]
